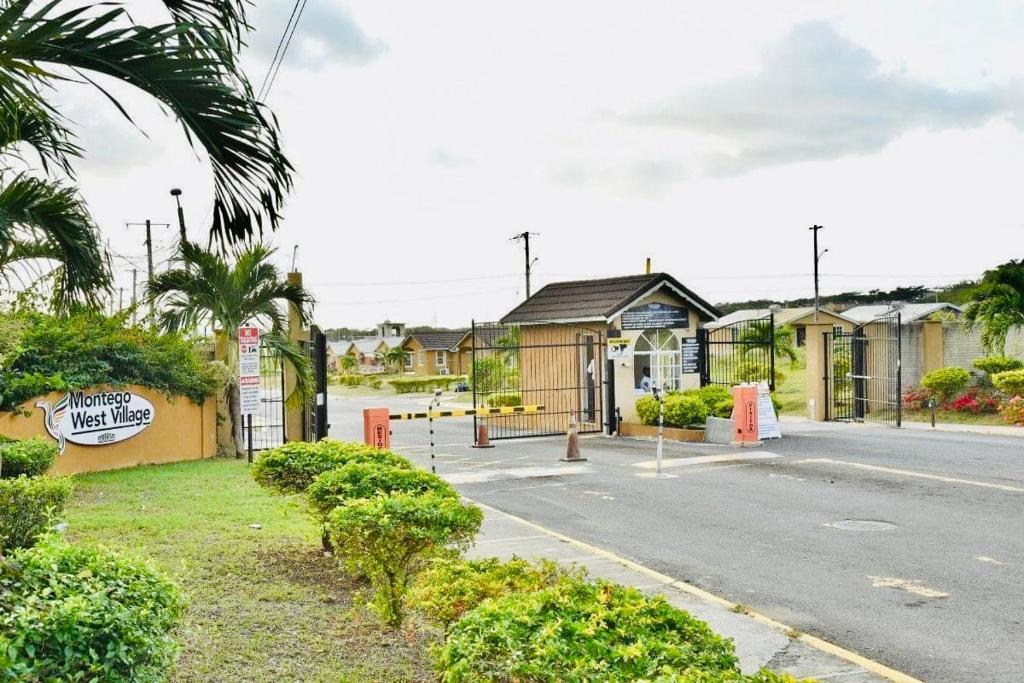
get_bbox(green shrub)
[973,356,1023,376]
[434,578,739,681]
[484,392,521,407]
[664,394,710,427]
[636,396,660,425]
[334,374,365,387]
[367,376,383,389]
[470,356,518,395]
[653,670,816,682]
[735,360,784,386]
[692,385,732,406]
[709,397,734,419]
[921,367,971,402]
[307,463,456,522]
[410,556,586,628]
[0,437,59,478]
[992,368,1024,397]
[328,492,482,626]
[0,536,183,682]
[0,310,219,410]
[0,475,73,552]
[251,440,410,494]
[388,375,467,394]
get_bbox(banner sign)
[756,382,782,440]
[239,326,261,417]
[37,390,154,453]
[621,302,689,330]
[681,337,700,374]
[607,337,632,360]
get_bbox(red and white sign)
[238,326,261,416]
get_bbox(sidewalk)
[780,413,1024,438]
[468,501,914,683]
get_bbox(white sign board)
[37,390,154,453]
[607,337,632,360]
[756,382,781,440]
[238,326,261,416]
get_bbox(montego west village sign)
[37,390,155,453]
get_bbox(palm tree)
[147,241,314,455]
[382,346,408,374]
[338,353,358,374]
[1,1,291,246]
[962,260,1024,354]
[1,104,110,309]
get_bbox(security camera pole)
[429,388,442,473]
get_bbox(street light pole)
[809,225,824,321]
[170,189,187,244]
[511,231,539,299]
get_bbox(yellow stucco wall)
[401,338,460,376]
[0,385,216,475]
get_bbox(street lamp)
[170,188,186,243]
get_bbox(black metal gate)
[824,312,901,425]
[254,343,287,450]
[470,321,605,440]
[302,326,330,442]
[699,313,776,391]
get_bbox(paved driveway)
[328,393,1024,682]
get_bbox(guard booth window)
[634,329,681,392]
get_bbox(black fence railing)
[825,312,901,426]
[699,314,775,392]
[253,343,286,450]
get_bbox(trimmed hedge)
[388,375,467,394]
[328,492,482,626]
[433,578,739,681]
[921,367,971,402]
[410,556,586,628]
[974,356,1023,376]
[992,369,1024,397]
[484,392,521,407]
[0,437,58,478]
[0,475,73,552]
[0,536,184,682]
[251,440,410,494]
[307,463,456,522]
[636,393,709,428]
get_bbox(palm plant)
[382,346,408,374]
[338,353,358,374]
[962,260,1024,354]
[1,103,110,309]
[1,0,291,246]
[147,241,314,455]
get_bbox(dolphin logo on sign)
[36,390,155,453]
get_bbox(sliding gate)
[824,312,901,426]
[470,321,605,440]
[698,313,776,391]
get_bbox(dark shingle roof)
[405,330,469,351]
[501,273,720,324]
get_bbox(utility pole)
[511,231,539,299]
[131,269,138,325]
[127,220,169,320]
[809,225,827,322]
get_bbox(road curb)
[468,499,922,683]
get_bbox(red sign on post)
[363,407,391,450]
[238,326,261,416]
[732,385,760,445]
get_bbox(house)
[840,302,962,325]
[707,307,856,346]
[326,341,353,372]
[501,272,721,427]
[401,330,470,375]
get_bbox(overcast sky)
[70,1,1024,328]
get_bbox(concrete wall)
[1,385,216,475]
[937,323,1024,381]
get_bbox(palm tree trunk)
[229,379,244,457]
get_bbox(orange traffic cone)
[472,421,495,449]
[561,412,587,462]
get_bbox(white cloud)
[630,21,1022,175]
[248,1,386,70]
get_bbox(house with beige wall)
[400,330,469,375]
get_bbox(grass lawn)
[64,459,436,683]
[900,409,1009,426]
[775,352,808,417]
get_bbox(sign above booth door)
[621,302,688,330]
[37,390,155,453]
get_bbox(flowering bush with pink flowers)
[999,396,1024,426]
[948,388,1001,415]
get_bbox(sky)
[63,1,1024,328]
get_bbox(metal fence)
[825,312,901,426]
[699,314,775,391]
[252,344,286,449]
[470,321,604,440]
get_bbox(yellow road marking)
[469,499,923,683]
[796,458,1024,492]
[868,576,949,599]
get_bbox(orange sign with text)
[363,407,391,450]
[732,386,759,443]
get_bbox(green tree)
[338,353,358,374]
[738,320,798,365]
[0,0,291,248]
[0,107,109,310]
[381,346,407,374]
[962,260,1024,354]
[147,241,314,455]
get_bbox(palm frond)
[263,330,313,406]
[1,1,292,245]
[0,96,79,174]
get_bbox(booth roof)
[501,273,721,324]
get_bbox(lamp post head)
[170,188,182,197]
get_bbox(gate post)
[804,323,832,421]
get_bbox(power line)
[317,287,516,306]
[309,273,523,287]
[258,0,310,102]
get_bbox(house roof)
[454,326,508,349]
[501,273,721,324]
[327,341,353,355]
[403,330,469,351]
[352,338,386,354]
[380,336,405,350]
[707,307,854,329]
[841,302,962,324]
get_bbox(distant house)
[326,341,353,371]
[352,338,388,367]
[401,330,470,375]
[841,303,962,325]
[708,307,856,346]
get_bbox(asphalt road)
[328,392,1024,682]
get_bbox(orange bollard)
[731,386,762,448]
[363,407,391,449]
